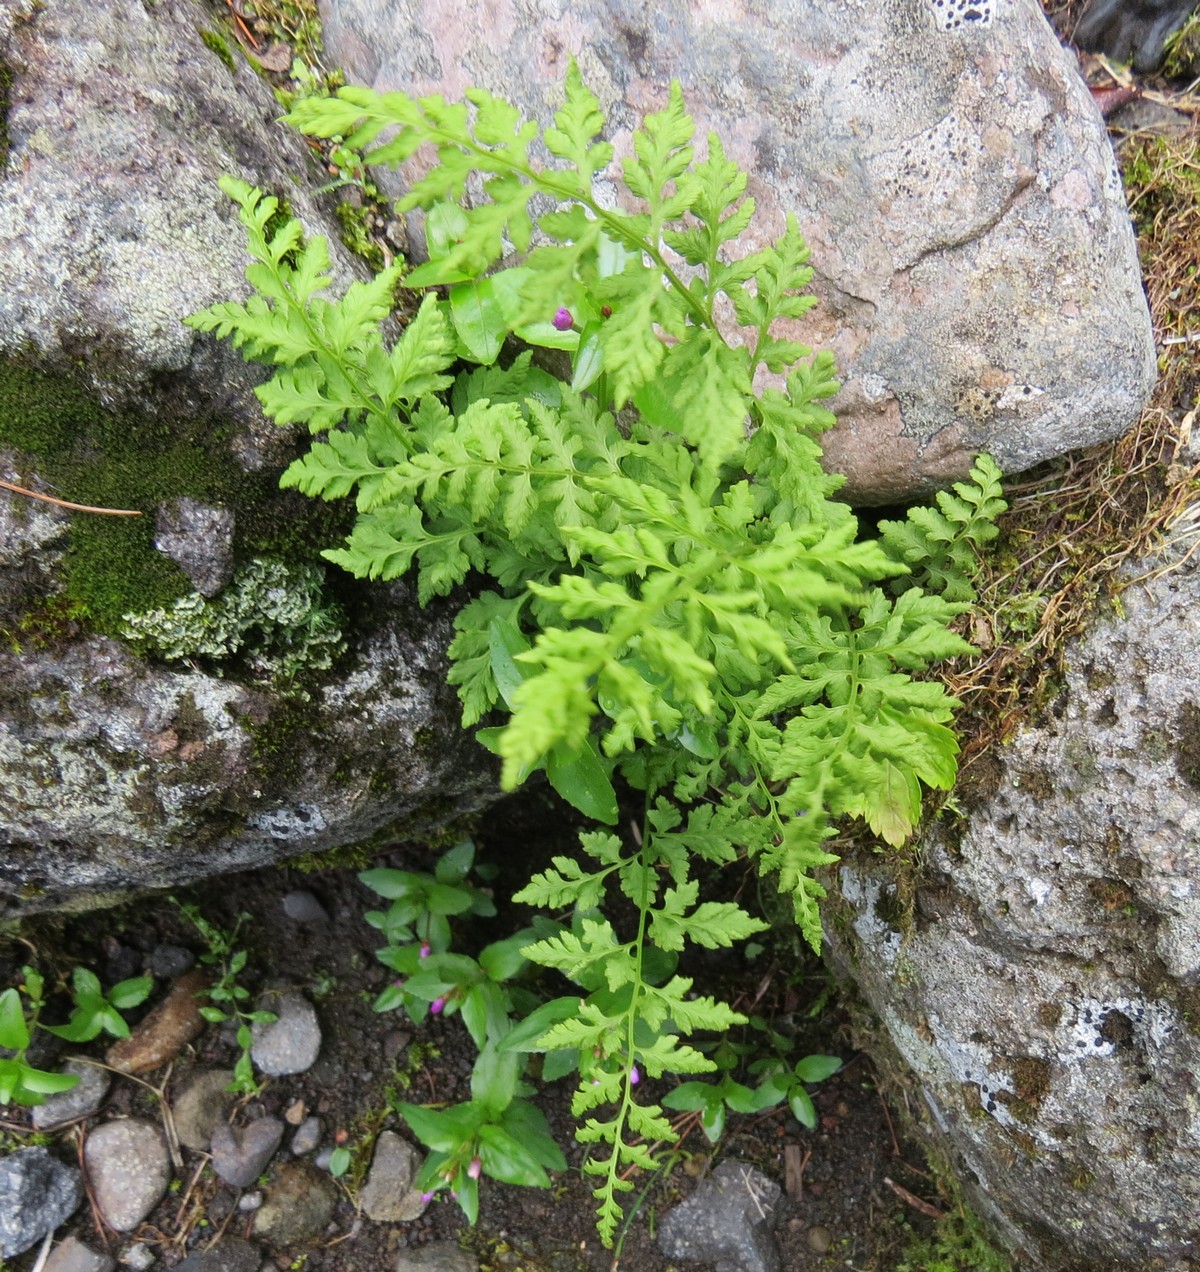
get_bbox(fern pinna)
[189,63,1003,1243]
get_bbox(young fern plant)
[188,62,1004,1244]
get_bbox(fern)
[191,63,1004,1245]
[880,455,1008,602]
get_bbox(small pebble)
[85,1120,170,1232]
[211,1119,285,1189]
[172,1070,236,1152]
[120,1244,155,1270]
[43,1237,114,1272]
[149,944,195,979]
[237,1191,264,1213]
[250,993,321,1076]
[282,890,329,924]
[314,1146,334,1171]
[32,1060,111,1129]
[284,1100,307,1126]
[807,1226,833,1254]
[291,1117,322,1156]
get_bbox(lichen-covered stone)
[0,0,498,914]
[318,0,1155,502]
[827,542,1200,1269]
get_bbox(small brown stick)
[0,477,141,517]
[173,1157,210,1232]
[784,1144,811,1200]
[883,1176,946,1220]
[225,0,260,48]
[878,1089,902,1159]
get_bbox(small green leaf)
[789,1087,817,1129]
[108,976,154,1011]
[329,1146,352,1177]
[0,988,29,1051]
[545,741,619,825]
[436,840,476,885]
[700,1100,726,1143]
[793,1054,842,1084]
[499,997,580,1052]
[450,277,507,364]
[478,1123,553,1187]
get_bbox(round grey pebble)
[149,944,195,979]
[237,1191,263,1213]
[807,1225,833,1254]
[281,890,329,924]
[250,993,321,1076]
[290,1116,322,1156]
[84,1120,170,1233]
[32,1060,111,1130]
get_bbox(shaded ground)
[2,784,951,1272]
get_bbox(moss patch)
[0,358,354,635]
[197,26,238,72]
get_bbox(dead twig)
[0,478,141,516]
[883,1176,946,1220]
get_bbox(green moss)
[0,358,355,637]
[197,27,238,72]
[334,200,386,273]
[1163,11,1200,79]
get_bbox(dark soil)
[2,783,944,1272]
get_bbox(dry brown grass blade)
[0,477,142,517]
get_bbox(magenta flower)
[552,306,574,331]
[419,941,431,959]
[419,1190,436,1205]
[467,1155,482,1180]
[430,995,446,1014]
[630,1064,640,1085]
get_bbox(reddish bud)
[552,306,574,331]
[601,305,613,318]
[468,1155,483,1180]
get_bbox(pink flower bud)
[420,1191,436,1205]
[552,306,574,331]
[419,941,431,959]
[430,996,446,1014]
[467,1155,482,1179]
[630,1065,640,1085]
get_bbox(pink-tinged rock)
[319,0,1155,502]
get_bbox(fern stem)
[599,818,659,1238]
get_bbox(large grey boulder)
[317,0,1156,503]
[826,541,1200,1269]
[0,0,495,914]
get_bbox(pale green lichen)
[119,558,345,689]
